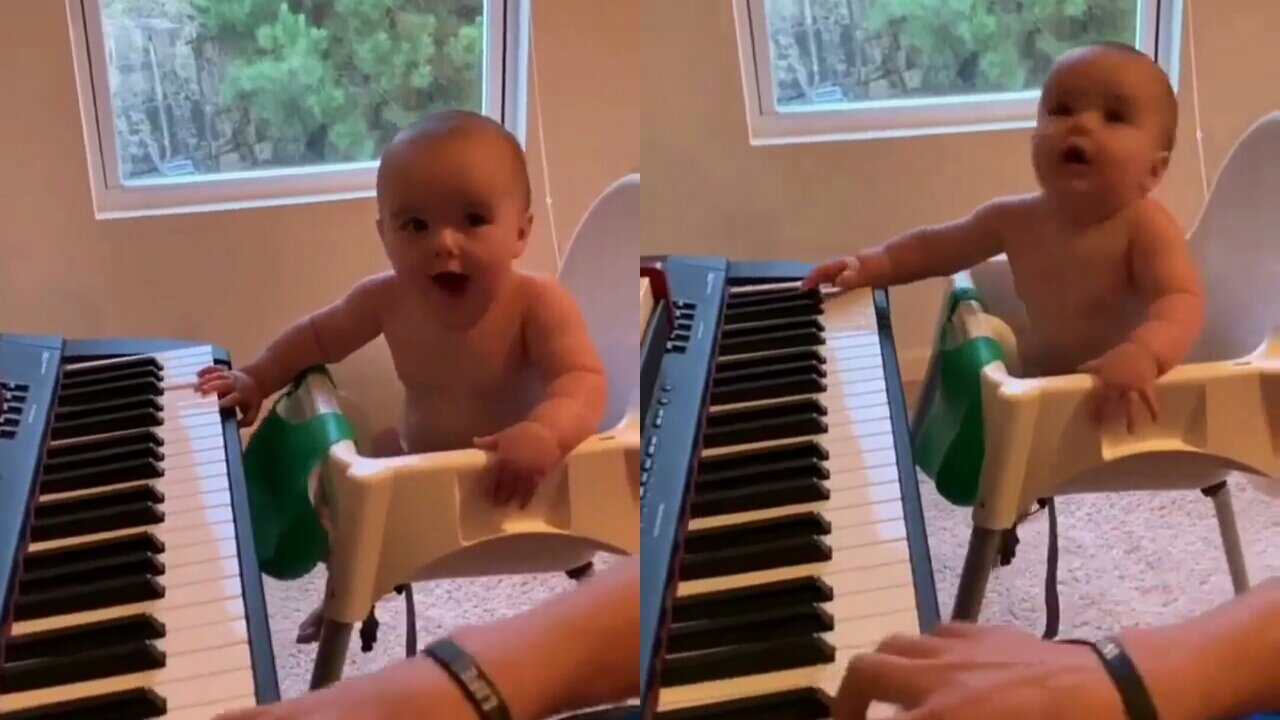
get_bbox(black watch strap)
[1060,636,1160,720]
[423,637,513,720]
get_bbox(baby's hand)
[1078,342,1160,433]
[195,366,265,428]
[800,256,865,291]
[473,421,562,508]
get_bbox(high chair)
[287,174,642,688]
[911,112,1280,629]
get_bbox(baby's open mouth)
[431,271,470,297]
[1062,143,1090,166]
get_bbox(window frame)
[65,0,529,218]
[733,0,1183,146]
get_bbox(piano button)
[679,536,831,581]
[54,376,163,408]
[655,687,833,720]
[0,687,166,720]
[3,614,165,665]
[19,552,164,595]
[673,577,834,624]
[40,456,163,495]
[29,500,164,543]
[13,575,164,622]
[661,636,835,687]
[666,604,834,655]
[50,408,164,441]
[19,531,165,578]
[1,641,166,694]
[691,478,828,519]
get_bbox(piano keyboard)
[0,337,277,719]
[639,258,938,720]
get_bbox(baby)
[803,42,1204,432]
[195,109,607,641]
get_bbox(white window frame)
[65,0,530,218]
[733,0,1183,146]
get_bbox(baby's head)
[1031,42,1178,213]
[376,109,532,324]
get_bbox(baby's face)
[1031,48,1173,214]
[376,131,532,325]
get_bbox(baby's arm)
[1126,200,1205,375]
[242,273,392,397]
[523,279,607,455]
[830,197,1016,288]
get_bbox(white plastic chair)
[916,112,1280,624]
[294,174,642,687]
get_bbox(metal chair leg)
[1203,481,1251,595]
[952,526,1003,622]
[310,619,353,690]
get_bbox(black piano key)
[19,552,164,595]
[683,512,831,555]
[30,491,164,543]
[40,457,164,495]
[54,375,163,408]
[679,535,831,581]
[2,614,165,664]
[42,441,164,477]
[655,688,833,720]
[715,348,826,375]
[0,687,166,720]
[673,577,834,624]
[717,328,824,357]
[720,317,824,342]
[0,641,165,693]
[49,408,163,442]
[723,297,824,325]
[724,288,822,311]
[12,575,164,621]
[54,396,162,426]
[60,355,162,381]
[698,440,827,479]
[691,478,829,518]
[709,373,825,406]
[19,531,165,579]
[666,605,834,655]
[696,459,828,490]
[661,636,835,687]
[705,398,826,427]
[702,415,827,450]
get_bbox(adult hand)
[834,623,1134,720]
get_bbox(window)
[734,0,1183,145]
[66,0,527,217]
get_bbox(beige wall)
[642,0,1276,379]
[0,0,638,435]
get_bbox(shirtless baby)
[803,42,1204,432]
[195,109,606,640]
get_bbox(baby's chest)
[383,318,532,394]
[1006,229,1133,308]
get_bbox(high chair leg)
[311,620,354,690]
[1203,481,1251,595]
[952,526,1003,622]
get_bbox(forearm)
[1121,576,1280,720]
[1129,291,1205,374]
[449,557,640,718]
[241,316,330,397]
[858,226,986,288]
[528,370,608,455]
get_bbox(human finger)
[515,472,539,509]
[800,259,849,290]
[875,632,947,659]
[1139,386,1159,423]
[240,401,261,428]
[834,652,934,719]
[196,365,224,378]
[218,391,242,410]
[929,622,983,638]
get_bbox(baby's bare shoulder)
[514,271,578,320]
[348,271,399,310]
[980,192,1041,230]
[1127,197,1185,242]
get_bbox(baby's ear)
[514,211,534,257]
[1146,151,1172,191]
